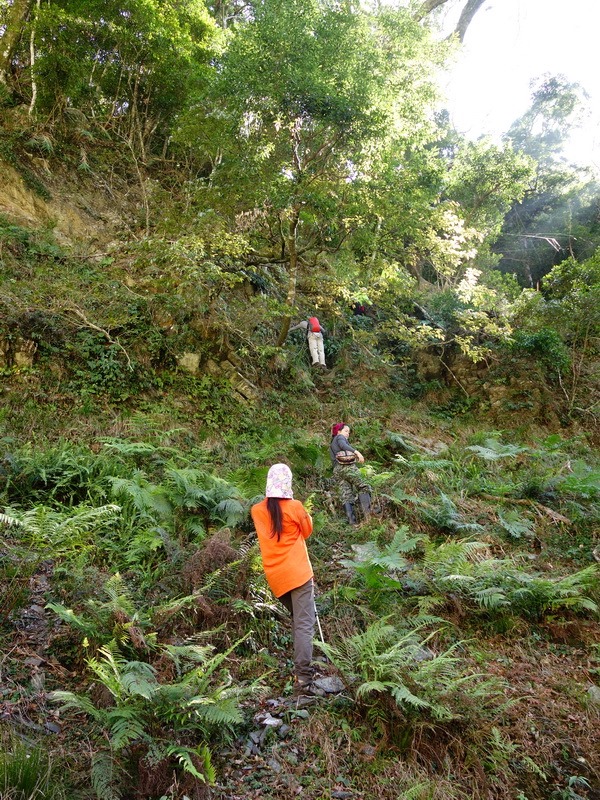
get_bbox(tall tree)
[0,0,36,90]
[178,0,448,343]
[495,75,599,286]
[414,0,487,41]
[1,0,217,158]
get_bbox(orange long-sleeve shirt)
[251,498,313,598]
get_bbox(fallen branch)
[60,306,133,370]
[479,494,571,525]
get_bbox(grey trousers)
[278,578,315,683]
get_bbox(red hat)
[331,423,346,437]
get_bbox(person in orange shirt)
[251,463,316,689]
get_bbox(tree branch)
[452,0,487,42]
[60,307,134,370]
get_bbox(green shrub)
[509,328,570,374]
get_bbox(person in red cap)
[329,423,372,525]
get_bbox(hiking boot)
[293,677,325,697]
[358,492,371,517]
[343,502,357,525]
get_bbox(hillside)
[1,0,600,793]
[1,153,599,800]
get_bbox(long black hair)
[266,497,284,540]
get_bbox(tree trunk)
[414,0,486,41]
[453,0,487,42]
[414,0,448,21]
[0,0,35,89]
[276,208,300,347]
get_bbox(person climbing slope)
[288,315,327,367]
[250,463,317,691]
[329,423,372,525]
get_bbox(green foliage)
[445,138,534,236]
[66,331,143,402]
[554,460,600,499]
[496,509,535,541]
[0,440,124,507]
[412,537,599,622]
[318,619,502,730]
[420,492,483,534]
[509,328,571,374]
[47,572,156,652]
[51,634,254,796]
[31,0,218,155]
[497,75,599,287]
[466,438,530,461]
[544,254,600,301]
[1,504,120,565]
[340,526,425,610]
[0,737,64,800]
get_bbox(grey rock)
[587,684,600,705]
[260,712,283,728]
[313,676,345,693]
[277,724,291,738]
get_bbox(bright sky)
[441,0,600,169]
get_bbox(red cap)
[331,423,346,437]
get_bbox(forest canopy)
[0,0,599,407]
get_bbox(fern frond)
[166,744,215,784]
[100,439,158,457]
[91,750,123,800]
[108,475,172,519]
[472,587,509,609]
[49,690,104,722]
[497,509,535,539]
[0,512,22,528]
[389,683,431,710]
[187,697,243,727]
[466,439,529,460]
[213,497,247,527]
[355,679,389,697]
[120,662,158,699]
[105,707,148,749]
[45,602,99,637]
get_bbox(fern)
[45,602,100,638]
[166,744,215,784]
[411,538,600,621]
[497,509,535,540]
[51,632,255,795]
[466,439,529,460]
[49,690,104,722]
[105,707,149,749]
[2,504,120,560]
[108,474,172,519]
[119,662,159,699]
[317,619,492,723]
[100,439,158,457]
[91,750,123,800]
[0,512,22,528]
[102,573,137,619]
[420,493,483,533]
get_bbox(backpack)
[308,316,321,333]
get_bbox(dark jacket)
[329,434,356,466]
